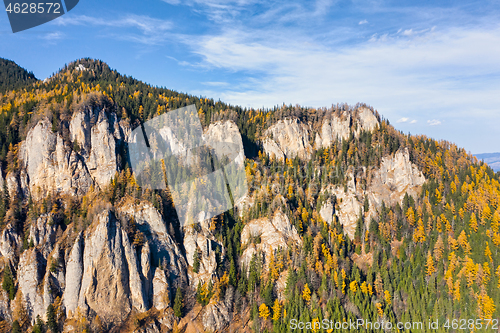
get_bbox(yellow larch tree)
[453,279,461,301]
[433,235,444,260]
[384,290,392,305]
[448,236,459,251]
[375,303,383,317]
[311,318,321,333]
[360,281,368,295]
[457,231,472,254]
[492,210,500,233]
[341,269,347,294]
[349,280,358,293]
[482,262,491,284]
[302,284,312,304]
[413,218,426,243]
[465,257,477,288]
[259,303,270,320]
[271,299,281,321]
[477,289,496,319]
[481,204,492,224]
[485,243,493,262]
[470,212,478,232]
[451,181,457,194]
[426,252,436,276]
[406,207,416,226]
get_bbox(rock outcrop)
[0,224,21,261]
[204,120,245,167]
[19,101,127,200]
[202,301,231,332]
[17,249,47,321]
[19,119,93,201]
[28,214,58,258]
[0,197,189,327]
[60,203,187,326]
[240,211,301,269]
[264,108,380,158]
[5,171,20,200]
[263,119,312,160]
[320,149,425,239]
[357,107,379,133]
[368,148,425,207]
[64,210,146,324]
[314,113,352,149]
[79,111,120,189]
[118,201,187,286]
[183,220,224,286]
[326,171,363,239]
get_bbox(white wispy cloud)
[41,32,64,41]
[396,117,417,124]
[202,81,230,87]
[427,119,442,126]
[188,25,500,115]
[359,19,368,25]
[54,14,173,34]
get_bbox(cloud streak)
[54,14,173,34]
[427,119,442,126]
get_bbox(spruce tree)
[12,320,21,333]
[2,265,15,300]
[173,287,183,318]
[46,304,58,333]
[193,248,200,273]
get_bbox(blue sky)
[1,0,499,154]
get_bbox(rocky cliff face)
[264,107,380,159]
[368,148,426,208]
[0,200,187,330]
[314,113,352,149]
[204,120,245,167]
[19,119,92,201]
[319,149,425,239]
[356,107,379,133]
[19,103,127,201]
[240,211,301,269]
[263,118,313,161]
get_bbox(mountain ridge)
[0,58,38,93]
[0,58,499,332]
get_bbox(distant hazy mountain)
[475,152,500,172]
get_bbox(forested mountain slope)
[0,58,37,94]
[0,58,498,332]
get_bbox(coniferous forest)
[0,58,499,332]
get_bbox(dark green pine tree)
[173,287,183,318]
[11,320,21,333]
[46,304,58,333]
[33,315,44,333]
[0,182,9,222]
[193,248,200,273]
[228,259,237,287]
[2,264,16,300]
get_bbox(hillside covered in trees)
[0,58,499,333]
[0,58,37,94]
